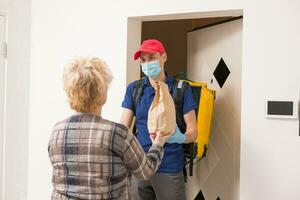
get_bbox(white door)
[185,19,242,200]
[0,15,6,199]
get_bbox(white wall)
[240,1,300,199]
[27,1,300,200]
[0,0,30,199]
[186,19,242,200]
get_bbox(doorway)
[127,10,243,200]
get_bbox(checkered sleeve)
[122,130,164,180]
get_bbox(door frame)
[0,13,7,200]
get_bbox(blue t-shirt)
[121,76,197,173]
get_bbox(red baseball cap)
[134,39,166,60]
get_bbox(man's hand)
[166,126,186,144]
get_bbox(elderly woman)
[48,57,169,200]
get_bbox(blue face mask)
[141,60,161,79]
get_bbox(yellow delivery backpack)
[172,78,215,179]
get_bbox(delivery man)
[120,39,197,200]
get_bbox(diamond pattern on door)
[213,58,230,88]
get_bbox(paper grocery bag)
[148,81,176,135]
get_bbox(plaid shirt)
[48,113,164,200]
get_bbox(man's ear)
[162,53,167,61]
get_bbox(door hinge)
[2,42,7,58]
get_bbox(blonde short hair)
[63,57,113,112]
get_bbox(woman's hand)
[150,131,172,147]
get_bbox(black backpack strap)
[131,78,145,134]
[132,78,144,114]
[172,79,188,133]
